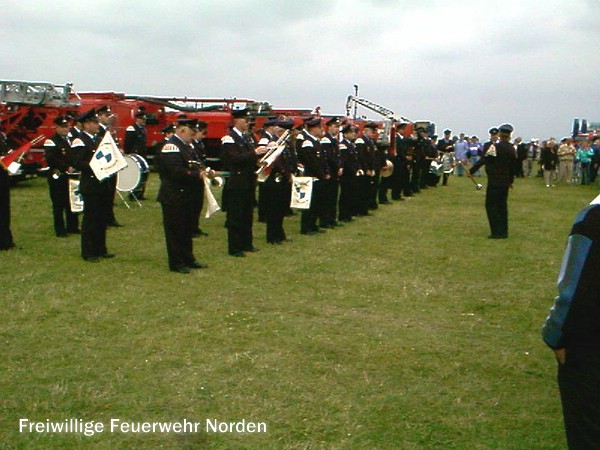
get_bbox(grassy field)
[1,173,597,449]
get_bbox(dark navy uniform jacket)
[44,134,72,175]
[470,140,516,187]
[71,132,113,196]
[220,129,258,190]
[124,123,147,155]
[157,134,201,206]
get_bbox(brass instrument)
[255,129,291,182]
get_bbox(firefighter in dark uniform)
[0,125,16,250]
[43,116,80,237]
[320,117,342,228]
[157,118,208,273]
[71,109,116,262]
[338,124,362,222]
[124,111,148,199]
[297,116,328,235]
[257,118,279,223]
[96,105,122,227]
[393,123,413,199]
[263,118,295,244]
[356,122,378,212]
[190,121,209,237]
[416,126,434,188]
[470,124,517,239]
[220,109,268,256]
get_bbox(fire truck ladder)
[345,95,410,123]
[0,80,80,107]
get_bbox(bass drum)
[117,154,149,196]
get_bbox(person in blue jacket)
[542,193,600,449]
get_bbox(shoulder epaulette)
[221,135,235,144]
[43,139,56,148]
[161,143,180,153]
[320,137,331,144]
[339,144,347,150]
[257,137,269,146]
[355,138,365,144]
[71,138,84,148]
[126,126,136,132]
[302,140,314,148]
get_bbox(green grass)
[1,173,596,449]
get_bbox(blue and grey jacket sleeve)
[542,205,600,349]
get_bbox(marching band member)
[96,105,122,227]
[257,118,279,223]
[220,109,268,257]
[43,116,80,237]
[190,121,209,238]
[71,109,116,262]
[469,123,517,239]
[124,111,148,200]
[338,124,361,222]
[157,118,208,273]
[297,116,328,235]
[355,122,377,214]
[263,118,295,244]
[320,117,342,228]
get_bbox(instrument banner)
[69,179,84,213]
[90,132,127,181]
[203,176,221,218]
[291,176,314,210]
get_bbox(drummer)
[124,111,148,199]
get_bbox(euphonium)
[256,129,291,182]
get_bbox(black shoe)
[56,233,68,238]
[171,267,191,274]
[101,253,116,258]
[68,229,81,234]
[488,234,508,239]
[193,230,209,237]
[83,256,100,262]
[317,229,327,233]
[109,222,123,228]
[301,231,317,235]
[379,200,391,205]
[267,240,282,245]
[245,247,260,252]
[189,261,208,269]
[230,252,246,257]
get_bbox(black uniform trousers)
[161,202,195,270]
[0,169,14,250]
[81,192,112,258]
[558,349,600,450]
[356,175,370,216]
[226,188,255,254]
[191,183,205,234]
[320,177,339,227]
[369,174,379,209]
[339,176,358,221]
[485,185,509,237]
[48,176,79,236]
[378,174,391,203]
[263,178,288,243]
[301,180,325,233]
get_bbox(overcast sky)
[1,0,599,140]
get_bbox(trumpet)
[256,129,291,181]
